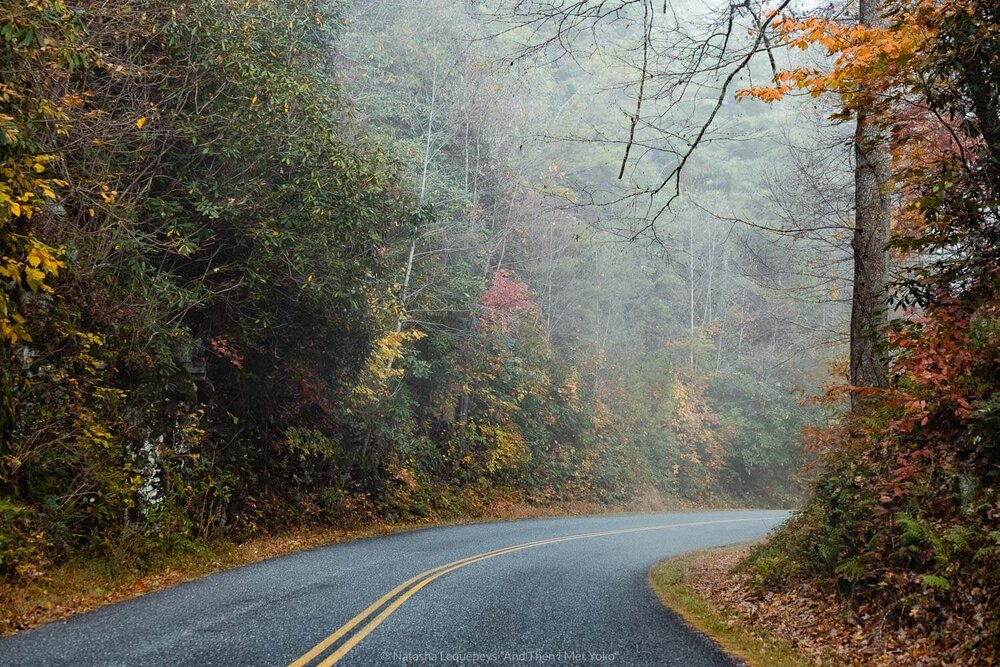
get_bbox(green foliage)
[0,499,44,580]
[0,0,412,580]
[1,0,820,587]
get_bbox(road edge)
[647,545,810,667]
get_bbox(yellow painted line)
[287,539,565,667]
[292,517,772,667]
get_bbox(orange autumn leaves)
[736,1,974,117]
[737,0,986,424]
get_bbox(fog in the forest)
[4,0,996,658]
[332,0,853,502]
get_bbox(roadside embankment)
[649,545,809,667]
[650,542,992,666]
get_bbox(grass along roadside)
[648,545,812,667]
[1,492,736,636]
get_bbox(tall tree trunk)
[850,0,892,411]
[688,218,696,374]
[737,288,746,360]
[387,61,437,374]
[395,60,436,334]
[702,229,714,324]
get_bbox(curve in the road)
[0,510,788,667]
[292,517,772,667]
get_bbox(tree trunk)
[688,218,696,374]
[849,0,892,411]
[388,61,437,369]
[398,60,437,327]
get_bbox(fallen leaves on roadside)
[679,546,992,667]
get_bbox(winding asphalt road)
[0,510,787,667]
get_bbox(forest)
[1,0,997,662]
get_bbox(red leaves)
[209,335,244,369]
[289,365,331,413]
[478,269,539,333]
[885,305,980,433]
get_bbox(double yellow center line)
[289,517,768,667]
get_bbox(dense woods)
[0,0,823,586]
[487,0,1000,659]
[1,0,997,661]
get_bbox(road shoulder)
[648,545,811,667]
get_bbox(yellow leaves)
[350,321,426,405]
[84,423,114,449]
[75,331,104,346]
[0,259,18,282]
[27,242,64,277]
[98,183,117,204]
[0,310,30,345]
[26,246,44,268]
[483,422,529,474]
[0,82,22,103]
[135,116,147,129]
[62,92,85,108]
[24,266,48,292]
[0,290,31,345]
[1,155,61,231]
[0,236,64,342]
[374,328,423,367]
